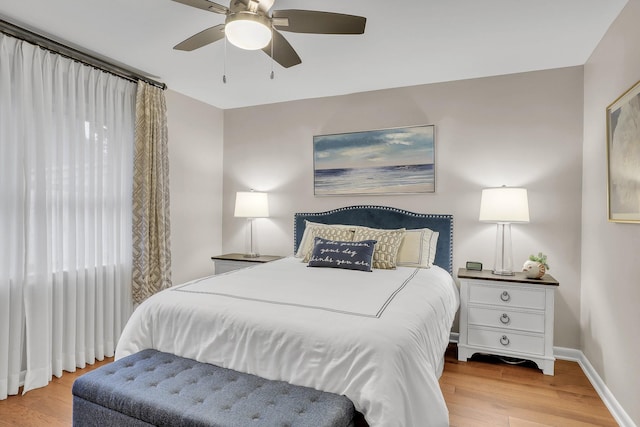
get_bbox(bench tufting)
[72,349,355,427]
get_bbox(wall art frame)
[313,124,435,196]
[606,79,640,223]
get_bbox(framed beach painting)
[313,124,435,196]
[606,80,640,223]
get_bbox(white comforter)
[116,257,459,427]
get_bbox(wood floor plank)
[0,346,617,427]
[445,396,511,426]
[508,416,552,427]
[454,379,612,422]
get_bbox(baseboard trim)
[554,346,636,427]
[448,335,634,426]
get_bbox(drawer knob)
[500,291,511,302]
[500,313,510,324]
[500,335,510,346]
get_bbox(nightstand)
[211,253,284,275]
[457,268,559,375]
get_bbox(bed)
[115,205,459,427]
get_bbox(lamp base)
[492,269,515,276]
[244,253,260,258]
[492,223,515,276]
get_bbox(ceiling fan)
[171,0,367,68]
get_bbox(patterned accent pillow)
[396,228,439,268]
[296,221,357,262]
[353,226,406,269]
[308,238,377,272]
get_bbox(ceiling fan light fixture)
[225,12,272,50]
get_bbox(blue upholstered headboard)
[294,205,453,274]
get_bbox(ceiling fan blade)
[172,0,228,14]
[174,24,225,51]
[261,31,301,68]
[272,10,366,34]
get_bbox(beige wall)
[166,89,224,284]
[222,67,584,348]
[583,0,640,424]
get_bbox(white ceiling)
[0,0,628,109]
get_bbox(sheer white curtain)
[0,33,136,398]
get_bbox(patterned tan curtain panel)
[132,82,172,304]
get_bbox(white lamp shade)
[479,187,530,223]
[234,191,269,218]
[225,14,272,50]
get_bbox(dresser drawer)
[467,306,545,333]
[468,327,545,356]
[468,283,545,310]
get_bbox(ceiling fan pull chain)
[270,27,275,80]
[223,35,228,84]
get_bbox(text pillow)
[308,238,377,272]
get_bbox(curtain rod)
[0,18,166,90]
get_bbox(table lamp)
[234,191,269,258]
[479,186,529,275]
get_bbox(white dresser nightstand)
[211,253,284,275]
[457,268,559,375]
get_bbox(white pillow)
[396,228,439,268]
[295,221,357,262]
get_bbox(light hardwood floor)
[0,357,112,427]
[0,345,618,426]
[441,345,618,426]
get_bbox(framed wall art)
[313,124,435,196]
[606,80,640,223]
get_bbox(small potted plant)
[522,252,549,279]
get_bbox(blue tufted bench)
[72,349,355,427]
